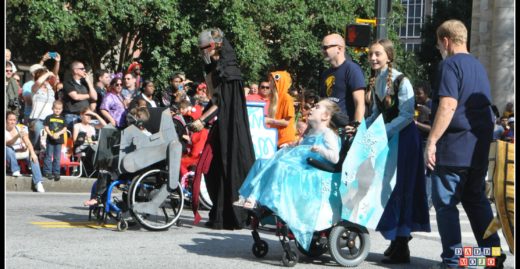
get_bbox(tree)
[7,0,423,94]
[418,0,473,84]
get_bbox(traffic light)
[345,24,372,47]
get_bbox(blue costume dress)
[239,128,342,250]
[366,68,431,240]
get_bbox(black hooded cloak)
[192,38,255,230]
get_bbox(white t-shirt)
[6,125,28,151]
[30,85,55,120]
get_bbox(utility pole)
[375,0,389,39]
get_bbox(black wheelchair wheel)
[281,249,299,267]
[252,240,269,258]
[295,238,328,258]
[328,224,370,267]
[117,219,128,232]
[128,169,184,231]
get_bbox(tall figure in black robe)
[190,28,256,230]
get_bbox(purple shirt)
[100,92,126,127]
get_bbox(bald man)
[320,34,365,125]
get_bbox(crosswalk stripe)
[413,231,476,238]
[31,221,116,229]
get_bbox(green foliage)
[7,0,426,94]
[418,0,473,84]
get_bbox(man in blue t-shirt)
[425,20,505,269]
[320,33,366,127]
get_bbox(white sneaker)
[36,182,45,193]
[12,171,21,177]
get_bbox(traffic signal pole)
[375,0,389,39]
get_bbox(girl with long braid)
[365,39,430,264]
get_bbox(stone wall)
[471,0,515,115]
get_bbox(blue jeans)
[425,169,433,208]
[29,119,45,151]
[64,113,80,131]
[6,147,43,185]
[431,165,501,266]
[43,143,62,175]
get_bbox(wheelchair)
[88,108,184,231]
[245,114,371,267]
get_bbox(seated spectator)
[5,111,45,192]
[73,107,106,173]
[100,77,127,128]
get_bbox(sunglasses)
[6,69,13,73]
[260,86,270,89]
[321,44,339,50]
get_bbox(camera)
[48,52,57,59]
[8,99,20,109]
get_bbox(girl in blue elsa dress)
[233,99,343,251]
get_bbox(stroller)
[88,108,184,231]
[246,113,371,267]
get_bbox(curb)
[6,175,96,193]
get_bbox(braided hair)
[368,39,396,109]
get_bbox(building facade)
[470,0,515,114]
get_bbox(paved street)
[5,192,514,268]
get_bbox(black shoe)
[383,240,396,256]
[384,236,412,257]
[53,174,61,181]
[204,220,214,228]
[44,173,53,180]
[381,236,410,264]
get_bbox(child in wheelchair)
[234,99,343,250]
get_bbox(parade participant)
[425,20,505,269]
[320,33,366,130]
[189,28,256,230]
[234,99,342,250]
[264,71,298,147]
[365,39,430,264]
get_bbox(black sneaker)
[53,174,61,181]
[44,173,53,180]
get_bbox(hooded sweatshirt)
[271,71,297,146]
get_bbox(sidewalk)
[5,175,96,193]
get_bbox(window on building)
[399,0,426,52]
